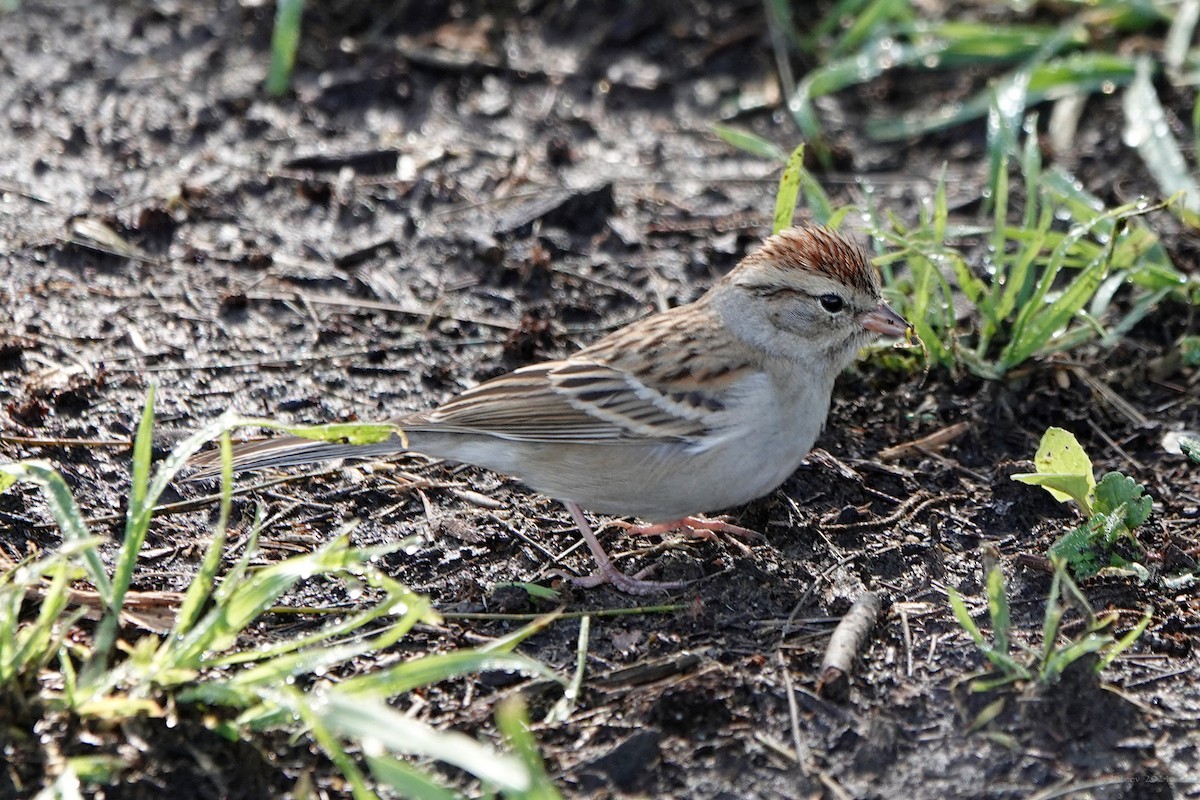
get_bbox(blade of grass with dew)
[11,558,75,678]
[212,504,264,607]
[213,568,434,671]
[165,535,387,667]
[984,83,1025,221]
[773,144,805,234]
[711,124,787,162]
[339,650,560,699]
[789,35,947,145]
[1038,166,1179,286]
[1123,55,1200,217]
[316,689,532,792]
[0,462,111,603]
[1012,199,1175,365]
[546,615,589,724]
[1000,206,1128,370]
[829,0,915,58]
[211,567,431,672]
[173,433,233,637]
[1097,606,1153,671]
[1165,0,1200,78]
[223,596,437,688]
[497,697,563,800]
[265,0,304,96]
[274,686,375,800]
[868,51,1138,141]
[365,756,459,800]
[880,223,956,367]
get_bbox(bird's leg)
[618,515,765,547]
[564,502,694,595]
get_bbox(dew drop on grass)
[874,37,899,71]
[361,736,384,758]
[388,602,410,616]
[1101,81,1116,95]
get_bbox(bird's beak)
[858,302,909,337]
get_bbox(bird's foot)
[618,515,765,550]
[569,561,693,595]
[563,502,696,595]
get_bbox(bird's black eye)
[819,294,845,313]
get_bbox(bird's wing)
[403,358,743,445]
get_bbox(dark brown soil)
[1,2,1198,798]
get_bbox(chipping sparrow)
[195,225,908,594]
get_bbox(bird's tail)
[188,434,408,480]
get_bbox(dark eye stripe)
[748,285,801,298]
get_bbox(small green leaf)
[1047,522,1103,578]
[1094,471,1151,528]
[1010,427,1095,511]
[1181,437,1200,464]
[496,582,560,601]
[1010,472,1095,507]
[1179,336,1200,366]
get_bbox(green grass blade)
[366,756,459,800]
[318,689,532,792]
[1123,55,1200,215]
[773,144,805,234]
[546,615,589,723]
[985,563,1012,656]
[830,0,914,58]
[497,697,563,800]
[0,462,110,603]
[265,0,305,97]
[214,505,264,606]
[12,559,73,676]
[168,536,362,666]
[173,433,233,636]
[1097,606,1153,671]
[1040,633,1110,685]
[869,52,1138,141]
[223,593,432,684]
[948,587,986,646]
[280,688,377,800]
[341,650,560,699]
[92,388,163,672]
[112,387,164,613]
[711,124,787,162]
